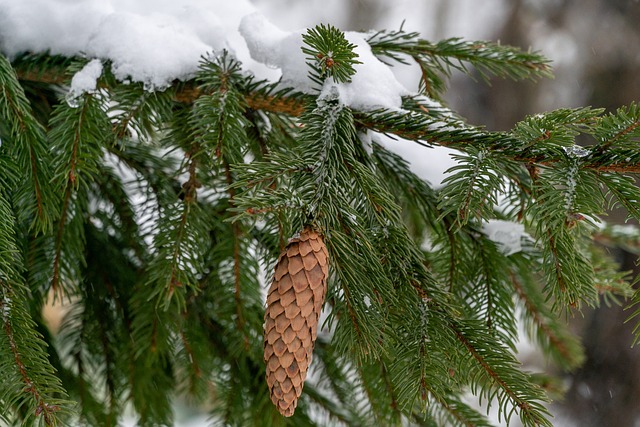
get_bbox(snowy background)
[2,0,639,426]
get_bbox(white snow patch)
[2,2,408,110]
[481,219,526,256]
[564,144,590,158]
[70,59,103,95]
[0,0,261,89]
[358,130,374,156]
[330,31,408,110]
[67,59,103,106]
[240,13,408,110]
[239,13,313,93]
[238,12,290,68]
[374,133,460,189]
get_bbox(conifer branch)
[50,97,89,298]
[0,55,55,231]
[594,103,640,150]
[223,157,248,347]
[16,66,307,115]
[357,108,640,174]
[167,154,199,303]
[422,390,494,427]
[1,295,61,425]
[13,64,640,174]
[380,364,400,413]
[450,322,551,427]
[511,273,582,370]
[51,182,73,297]
[599,120,640,151]
[2,93,45,217]
[179,329,201,382]
[97,313,116,420]
[547,233,567,295]
[515,281,567,358]
[4,20,640,426]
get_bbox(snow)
[239,13,311,93]
[86,11,211,90]
[0,0,260,89]
[1,1,407,109]
[69,59,103,95]
[336,32,408,110]
[238,12,290,69]
[67,59,103,106]
[240,13,408,110]
[0,0,442,179]
[564,162,578,211]
[481,219,527,256]
[374,133,459,189]
[564,144,590,158]
[359,131,374,155]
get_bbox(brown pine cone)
[264,227,329,416]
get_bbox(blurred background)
[249,1,640,426]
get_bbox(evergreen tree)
[1,20,639,427]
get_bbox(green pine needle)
[302,24,362,87]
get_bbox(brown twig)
[0,294,61,425]
[16,66,640,175]
[450,323,539,420]
[511,273,574,365]
[51,96,90,299]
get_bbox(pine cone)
[264,227,329,416]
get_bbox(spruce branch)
[0,54,56,232]
[12,58,640,176]
[512,271,585,370]
[302,24,361,87]
[221,154,255,351]
[593,102,640,150]
[589,246,634,305]
[49,92,109,300]
[1,297,62,425]
[0,196,71,425]
[420,390,495,427]
[191,52,259,346]
[449,321,552,427]
[367,30,552,98]
[142,150,208,310]
[357,107,640,174]
[14,61,308,116]
[594,223,640,255]
[4,19,640,427]
[438,148,503,228]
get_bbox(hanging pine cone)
[264,227,329,417]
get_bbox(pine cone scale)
[296,293,313,308]
[292,270,308,291]
[264,227,329,417]
[299,240,313,256]
[277,275,293,294]
[287,256,304,275]
[302,254,318,270]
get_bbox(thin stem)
[3,90,46,222]
[0,294,60,425]
[51,99,89,299]
[15,66,640,174]
[511,273,573,364]
[223,160,248,350]
[450,323,538,420]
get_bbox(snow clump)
[481,220,528,256]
